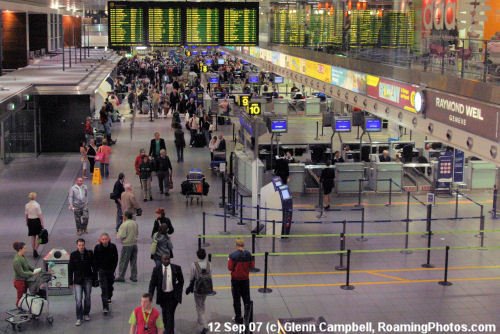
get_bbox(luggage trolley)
[183,168,205,206]
[5,272,55,332]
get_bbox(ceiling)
[2,0,108,11]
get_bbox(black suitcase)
[193,133,206,147]
[217,116,225,125]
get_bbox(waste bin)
[43,248,72,296]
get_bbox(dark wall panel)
[2,12,28,69]
[39,95,91,152]
[63,16,82,47]
[29,14,48,51]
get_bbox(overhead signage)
[305,60,331,84]
[331,66,367,94]
[453,149,465,184]
[367,75,418,113]
[425,90,499,142]
[247,102,261,116]
[238,95,250,108]
[422,0,457,31]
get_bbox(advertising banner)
[272,51,280,65]
[249,47,259,58]
[425,90,499,142]
[331,66,367,94]
[367,75,418,113]
[278,53,286,68]
[289,56,304,73]
[453,149,465,183]
[304,60,331,84]
[436,151,453,189]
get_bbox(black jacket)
[139,161,153,179]
[68,249,97,285]
[93,243,119,272]
[174,129,186,148]
[149,138,167,157]
[149,263,184,305]
[155,156,172,173]
[151,217,174,238]
[112,179,125,203]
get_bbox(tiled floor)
[0,105,499,334]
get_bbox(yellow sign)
[202,65,208,73]
[92,167,102,185]
[185,50,191,57]
[239,95,250,107]
[289,56,304,73]
[304,60,331,84]
[248,102,261,116]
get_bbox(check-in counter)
[467,161,497,189]
[288,163,306,193]
[273,99,289,115]
[305,98,321,115]
[234,150,265,191]
[368,162,403,192]
[335,163,365,194]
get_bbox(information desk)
[368,162,403,192]
[335,163,365,194]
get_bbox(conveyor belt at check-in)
[403,163,432,192]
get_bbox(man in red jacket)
[227,239,255,324]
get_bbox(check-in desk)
[288,163,306,193]
[305,98,321,115]
[335,163,365,194]
[467,161,497,189]
[234,150,265,191]
[368,162,403,192]
[273,99,289,115]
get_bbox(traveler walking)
[149,132,166,160]
[151,208,174,238]
[173,123,185,163]
[121,183,141,217]
[68,238,97,326]
[134,148,147,178]
[139,155,154,201]
[68,177,89,235]
[87,138,97,175]
[155,149,173,196]
[93,233,118,315]
[97,139,112,178]
[227,239,255,324]
[319,160,335,210]
[25,192,44,258]
[151,223,174,267]
[186,248,213,334]
[129,293,164,334]
[148,254,184,334]
[116,211,139,283]
[112,173,126,231]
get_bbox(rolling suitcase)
[193,133,206,147]
[217,116,226,125]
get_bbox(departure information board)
[108,1,259,47]
[148,6,182,45]
[186,7,220,45]
[223,6,258,45]
[109,2,145,47]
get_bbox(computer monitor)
[334,118,352,132]
[365,118,382,132]
[205,59,213,65]
[248,73,259,84]
[272,177,282,189]
[192,50,198,56]
[279,185,291,200]
[201,51,207,56]
[271,119,287,133]
[217,58,225,65]
[274,76,284,84]
[208,76,219,84]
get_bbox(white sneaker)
[75,320,82,326]
[84,315,90,321]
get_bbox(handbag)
[38,229,49,245]
[110,192,117,200]
[150,233,158,255]
[95,152,104,162]
[168,177,174,190]
[136,208,143,217]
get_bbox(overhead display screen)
[334,119,352,132]
[186,7,220,45]
[223,5,258,45]
[365,118,382,132]
[108,2,145,47]
[108,2,259,47]
[147,6,182,46]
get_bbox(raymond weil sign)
[425,91,499,142]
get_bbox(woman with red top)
[97,139,112,178]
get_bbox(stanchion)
[314,121,319,140]
[238,194,245,225]
[401,192,413,254]
[202,212,210,247]
[455,190,459,220]
[474,205,486,248]
[272,220,276,253]
[231,186,237,216]
[250,233,260,273]
[340,250,355,290]
[219,172,226,209]
[356,207,367,241]
[422,204,434,268]
[335,232,347,271]
[256,204,261,235]
[438,246,453,286]
[385,178,393,206]
[258,252,272,293]
[356,179,363,207]
[220,200,230,235]
[492,186,498,219]
[198,235,201,251]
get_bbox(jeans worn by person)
[98,270,114,311]
[73,208,89,232]
[195,294,208,331]
[140,178,152,200]
[175,145,184,162]
[156,172,169,194]
[115,202,123,232]
[117,245,138,281]
[100,163,110,178]
[74,279,93,321]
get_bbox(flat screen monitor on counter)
[271,119,287,133]
[334,118,352,132]
[364,118,382,132]
[274,76,284,84]
[248,73,259,84]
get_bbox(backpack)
[194,262,213,295]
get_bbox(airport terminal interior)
[0,0,499,333]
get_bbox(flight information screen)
[108,2,145,47]
[148,6,182,46]
[186,7,220,45]
[223,5,258,45]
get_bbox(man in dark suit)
[149,132,167,159]
[149,254,184,334]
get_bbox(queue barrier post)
[256,204,261,235]
[198,235,201,251]
[219,172,226,209]
[474,205,486,248]
[422,204,434,268]
[455,190,459,220]
[258,252,273,293]
[220,200,230,235]
[401,191,413,254]
[340,249,355,290]
[438,245,453,286]
[272,220,276,253]
[385,178,393,206]
[250,233,260,273]
[356,179,363,207]
[202,212,210,247]
[492,186,498,219]
[335,232,347,271]
[238,194,245,225]
[356,207,368,242]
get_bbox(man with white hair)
[120,183,141,216]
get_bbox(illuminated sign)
[367,75,418,113]
[247,102,261,116]
[422,0,457,31]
